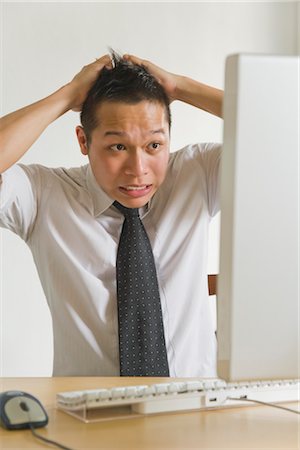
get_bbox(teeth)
[123,186,147,191]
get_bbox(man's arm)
[175,77,223,118]
[123,54,223,118]
[0,55,112,174]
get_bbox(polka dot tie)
[114,201,170,377]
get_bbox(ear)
[76,126,89,155]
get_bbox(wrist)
[56,83,80,112]
[173,75,189,102]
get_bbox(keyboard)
[56,379,299,422]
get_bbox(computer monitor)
[217,54,299,381]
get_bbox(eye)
[148,142,161,151]
[110,144,126,151]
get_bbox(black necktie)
[114,201,169,377]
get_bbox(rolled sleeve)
[0,164,38,241]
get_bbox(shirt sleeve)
[0,164,40,241]
[194,142,222,218]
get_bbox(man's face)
[76,100,170,208]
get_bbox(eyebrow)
[104,129,166,137]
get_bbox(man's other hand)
[123,54,180,103]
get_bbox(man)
[0,52,223,377]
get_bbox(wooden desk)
[0,377,299,449]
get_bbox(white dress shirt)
[0,142,221,377]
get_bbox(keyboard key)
[152,383,170,395]
[136,385,152,397]
[168,382,187,393]
[186,381,205,391]
[111,388,126,399]
[124,386,138,398]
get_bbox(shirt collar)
[86,165,114,217]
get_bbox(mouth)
[119,184,153,198]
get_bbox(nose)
[124,150,148,177]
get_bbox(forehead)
[94,100,169,134]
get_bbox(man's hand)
[123,54,223,118]
[68,54,113,112]
[0,54,113,173]
[123,54,180,102]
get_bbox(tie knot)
[113,201,140,218]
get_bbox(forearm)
[175,75,223,118]
[0,83,76,173]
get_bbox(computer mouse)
[0,390,48,430]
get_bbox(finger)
[123,54,146,66]
[94,54,113,69]
[123,54,161,76]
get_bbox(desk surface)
[0,377,299,450]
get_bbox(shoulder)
[168,142,222,171]
[15,163,89,190]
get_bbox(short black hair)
[80,51,171,146]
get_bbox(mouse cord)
[28,423,77,450]
[20,401,77,450]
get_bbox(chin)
[117,197,150,209]
[115,192,155,209]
